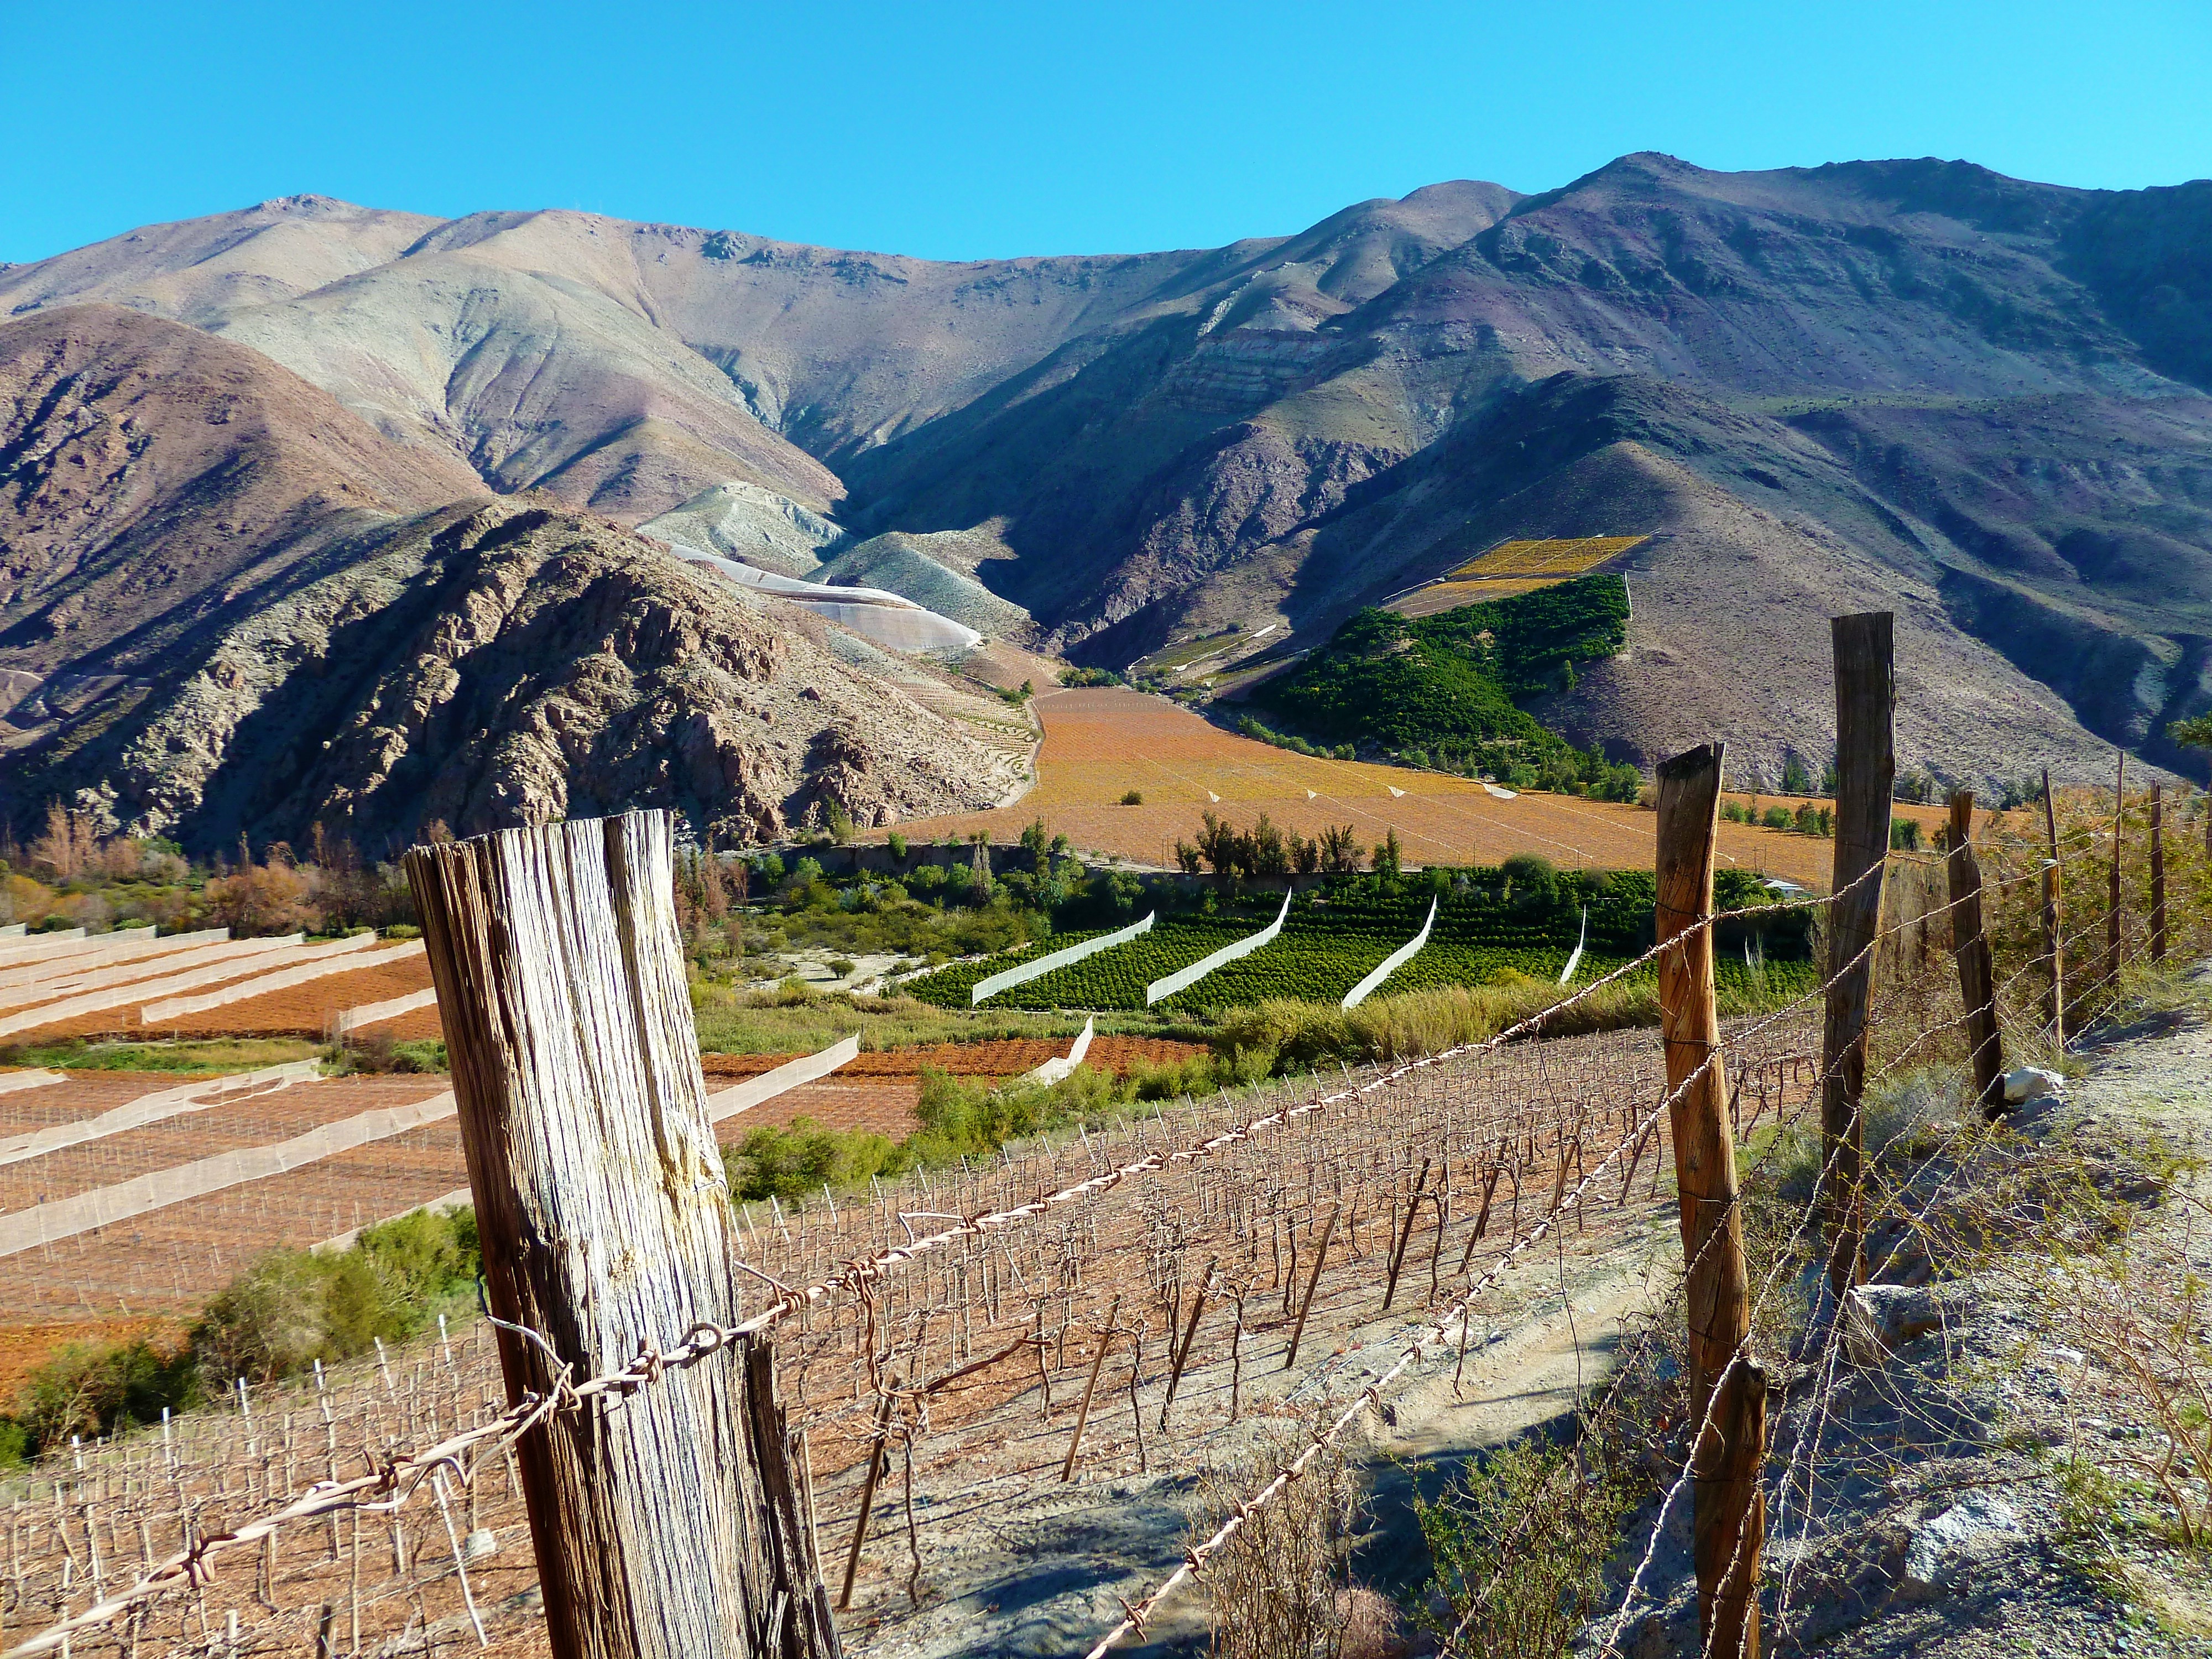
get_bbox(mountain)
[5,158,2209,800]
[0,307,1025,848]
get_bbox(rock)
[1901,1491,2025,1597]
[1843,1283,1950,1366]
[2004,1066,2065,1104]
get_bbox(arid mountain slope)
[0,304,486,701]
[7,499,1024,852]
[7,160,2210,785]
[0,310,1021,851]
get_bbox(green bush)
[1,1207,480,1462]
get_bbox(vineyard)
[904,874,1817,1011]
[0,717,2203,1658]
[0,1005,1823,1657]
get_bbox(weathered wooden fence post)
[2041,768,2064,1050]
[1945,793,2004,1114]
[1821,614,1893,1297]
[2150,781,2167,964]
[2106,751,2127,997]
[404,811,838,1659]
[1656,742,1765,1659]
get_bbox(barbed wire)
[1076,898,1897,1659]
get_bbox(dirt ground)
[874,687,1928,886]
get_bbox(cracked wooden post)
[404,810,838,1659]
[1656,742,1766,1659]
[1820,613,1893,1298]
[2041,768,2065,1051]
[1946,793,2004,1115]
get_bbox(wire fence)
[0,777,2199,1658]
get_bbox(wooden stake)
[404,810,834,1659]
[2041,768,2065,1050]
[1060,1296,1122,1482]
[837,1385,896,1611]
[1160,1259,1216,1428]
[2107,750,2127,997]
[1946,793,2004,1115]
[1821,613,1893,1297]
[2151,781,2167,963]
[1655,741,1766,1659]
[1283,1200,1340,1370]
[1381,1160,1431,1311]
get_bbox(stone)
[2004,1066,2066,1105]
[1901,1491,2025,1597]
[1844,1283,1950,1366]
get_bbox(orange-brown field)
[879,687,1929,887]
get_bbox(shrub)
[1891,817,1923,851]
[885,832,907,861]
[1761,805,1794,831]
[1195,1420,1364,1659]
[14,1339,199,1453]
[1500,851,1557,909]
[1121,789,1144,806]
[1413,1437,1637,1659]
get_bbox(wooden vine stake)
[2107,750,2127,997]
[1945,792,2004,1115]
[2041,768,2065,1049]
[2150,781,2167,963]
[404,810,838,1659]
[1655,742,1765,1659]
[1820,612,1893,1297]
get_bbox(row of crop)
[894,927,1117,1006]
[903,906,1819,1014]
[1152,934,1397,1013]
[902,922,1248,1010]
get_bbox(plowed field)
[873,687,1874,885]
[157,948,434,1038]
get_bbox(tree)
[1373,827,1404,883]
[1197,811,1240,879]
[1318,823,1363,874]
[1249,814,1289,878]
[2172,713,2212,749]
[1174,839,1204,875]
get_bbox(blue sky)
[4,0,2208,265]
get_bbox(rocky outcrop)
[45,503,1021,849]
[0,307,1020,849]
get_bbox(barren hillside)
[5,158,2210,800]
[0,309,1019,849]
